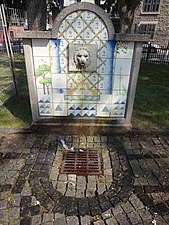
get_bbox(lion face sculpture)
[73,47,91,69]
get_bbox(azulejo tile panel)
[32,10,134,118]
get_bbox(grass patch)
[132,63,169,129]
[0,54,32,128]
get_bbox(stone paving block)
[20,216,31,225]
[43,213,54,222]
[54,213,67,225]
[66,216,79,225]
[121,201,135,213]
[101,209,113,220]
[93,220,105,225]
[0,209,8,221]
[8,207,20,219]
[0,199,7,209]
[127,211,142,225]
[130,196,145,210]
[105,217,118,225]
[94,136,101,143]
[80,215,91,225]
[137,208,152,222]
[112,205,124,216]
[32,214,42,225]
[101,136,107,143]
[115,213,130,225]
[87,142,94,148]
[87,136,94,143]
[9,219,20,225]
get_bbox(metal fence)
[0,4,19,104]
[141,44,169,64]
[0,13,14,104]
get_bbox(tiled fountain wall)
[16,3,149,130]
[33,10,133,118]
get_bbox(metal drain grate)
[60,148,103,176]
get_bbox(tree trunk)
[26,0,46,31]
[117,0,142,34]
[119,9,134,33]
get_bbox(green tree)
[35,64,51,95]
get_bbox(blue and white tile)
[113,58,132,75]
[112,93,127,105]
[37,89,52,103]
[32,39,49,57]
[59,57,68,73]
[101,28,108,40]
[49,40,61,57]
[58,20,67,34]
[53,103,67,116]
[82,104,96,117]
[60,40,69,51]
[96,104,111,117]
[84,27,94,40]
[83,11,95,20]
[92,19,102,32]
[51,57,61,73]
[98,75,111,90]
[66,27,76,39]
[115,42,134,59]
[68,103,82,117]
[51,73,67,88]
[67,12,77,20]
[74,19,84,32]
[39,103,53,116]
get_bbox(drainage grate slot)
[60,148,103,176]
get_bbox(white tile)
[115,42,134,59]
[37,89,52,102]
[92,19,102,32]
[33,57,51,70]
[99,94,112,104]
[101,28,108,40]
[84,27,94,40]
[83,11,95,20]
[67,12,77,20]
[113,58,132,75]
[35,71,51,89]
[51,73,67,88]
[32,39,49,57]
[112,75,130,91]
[96,104,111,117]
[112,92,127,104]
[52,91,65,103]
[66,27,76,39]
[98,75,111,90]
[53,103,67,116]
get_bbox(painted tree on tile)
[35,64,51,95]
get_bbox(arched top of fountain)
[52,2,115,40]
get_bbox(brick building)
[133,0,169,47]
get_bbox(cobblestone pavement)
[0,131,169,225]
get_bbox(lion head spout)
[73,47,91,69]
